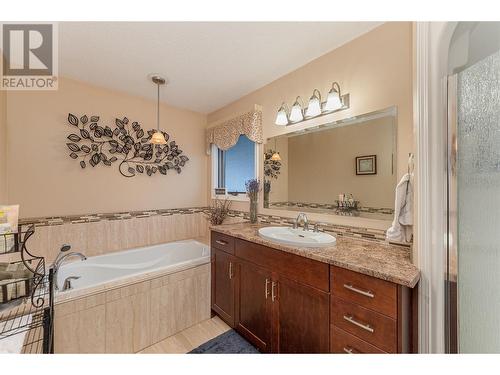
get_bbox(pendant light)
[275,102,289,125]
[324,81,343,111]
[289,96,305,122]
[149,75,168,145]
[270,137,281,161]
[305,89,322,117]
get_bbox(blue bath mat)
[188,329,259,354]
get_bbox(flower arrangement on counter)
[245,179,260,224]
[207,198,232,225]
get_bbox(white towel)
[386,173,413,243]
[0,315,31,353]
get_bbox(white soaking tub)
[55,239,210,292]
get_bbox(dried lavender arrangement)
[207,198,232,225]
[245,179,261,224]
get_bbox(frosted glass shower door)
[455,49,500,353]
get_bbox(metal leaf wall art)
[65,113,189,177]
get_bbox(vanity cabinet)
[211,231,330,353]
[276,275,330,353]
[211,248,237,327]
[237,260,273,352]
[210,230,415,354]
[330,266,411,354]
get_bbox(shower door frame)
[414,21,457,353]
[445,74,459,353]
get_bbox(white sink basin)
[258,226,336,248]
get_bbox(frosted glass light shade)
[271,152,281,161]
[150,131,167,144]
[275,107,289,125]
[306,96,321,117]
[325,89,342,111]
[290,102,304,122]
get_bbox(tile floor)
[139,316,230,354]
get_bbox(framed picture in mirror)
[356,155,377,175]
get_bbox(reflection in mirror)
[263,107,397,220]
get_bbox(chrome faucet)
[293,213,309,231]
[51,245,86,290]
[62,276,80,291]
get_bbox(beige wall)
[280,116,396,209]
[207,22,413,228]
[0,83,6,204]
[5,77,208,218]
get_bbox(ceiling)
[59,22,382,114]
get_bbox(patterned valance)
[206,108,263,153]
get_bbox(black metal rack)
[0,226,54,354]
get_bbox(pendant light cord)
[157,82,160,131]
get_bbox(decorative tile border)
[225,210,410,247]
[17,206,410,248]
[269,201,394,215]
[19,207,208,227]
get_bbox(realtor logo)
[1,23,58,90]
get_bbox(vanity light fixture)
[274,82,349,126]
[149,75,168,145]
[324,82,343,111]
[275,102,290,126]
[305,89,322,117]
[289,96,305,122]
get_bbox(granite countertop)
[210,222,420,288]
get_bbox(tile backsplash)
[12,206,408,263]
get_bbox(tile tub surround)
[54,262,211,353]
[17,208,209,263]
[210,222,419,288]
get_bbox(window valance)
[206,107,263,153]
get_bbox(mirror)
[263,107,397,220]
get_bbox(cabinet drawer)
[331,326,386,354]
[235,238,329,292]
[331,297,396,353]
[211,231,235,254]
[331,266,397,318]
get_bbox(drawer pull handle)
[216,239,228,246]
[265,278,270,299]
[343,346,357,354]
[343,315,374,333]
[271,281,277,302]
[343,283,374,298]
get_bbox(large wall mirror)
[263,107,397,220]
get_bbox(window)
[213,135,257,199]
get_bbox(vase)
[249,197,258,224]
[263,190,270,208]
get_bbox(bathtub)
[56,239,210,292]
[54,239,212,353]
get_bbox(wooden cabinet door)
[237,260,273,352]
[275,276,330,353]
[211,249,236,327]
